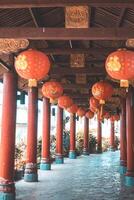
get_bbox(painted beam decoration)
[65,6,89,28]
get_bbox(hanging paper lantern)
[104,112,110,120]
[110,114,120,122]
[42,81,63,101]
[89,96,100,112]
[77,107,86,117]
[67,104,78,114]
[89,96,99,107]
[92,81,113,104]
[15,49,50,87]
[110,115,115,122]
[105,49,134,88]
[90,106,97,113]
[85,110,94,119]
[58,95,73,109]
[113,114,120,121]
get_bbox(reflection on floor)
[16,151,134,200]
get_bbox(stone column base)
[40,163,51,170]
[83,148,89,155]
[125,176,134,186]
[109,146,115,151]
[24,163,38,182]
[55,154,64,164]
[0,180,15,200]
[69,151,76,159]
[119,166,127,175]
[97,146,102,153]
[0,193,15,200]
[24,173,38,182]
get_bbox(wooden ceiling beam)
[117,8,127,27]
[41,47,116,55]
[0,1,134,8]
[0,28,133,40]
[50,66,106,76]
[62,83,89,90]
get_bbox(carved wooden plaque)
[76,73,87,84]
[71,54,85,68]
[126,39,134,48]
[65,6,89,28]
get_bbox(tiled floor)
[16,151,134,200]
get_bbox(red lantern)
[77,107,86,117]
[104,112,110,120]
[105,49,134,88]
[15,49,50,87]
[89,96,99,108]
[42,81,63,101]
[58,95,73,109]
[67,104,78,114]
[90,106,97,113]
[85,110,94,119]
[89,96,100,112]
[113,114,120,121]
[110,115,115,122]
[92,81,113,104]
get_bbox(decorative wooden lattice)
[71,54,85,68]
[0,39,29,54]
[76,73,87,84]
[65,6,89,28]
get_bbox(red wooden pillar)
[24,87,38,182]
[110,121,115,151]
[125,88,134,186]
[69,114,76,159]
[40,97,51,170]
[55,106,64,164]
[120,98,127,174]
[0,72,17,200]
[83,116,89,155]
[97,120,102,153]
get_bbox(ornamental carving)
[71,54,85,68]
[76,73,86,84]
[65,6,89,28]
[0,39,29,54]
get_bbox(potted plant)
[89,134,97,153]
[14,141,26,181]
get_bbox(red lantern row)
[42,81,63,101]
[92,81,113,105]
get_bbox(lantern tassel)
[50,98,58,105]
[100,104,104,121]
[120,80,129,88]
[28,79,37,87]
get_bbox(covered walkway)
[16,151,133,200]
